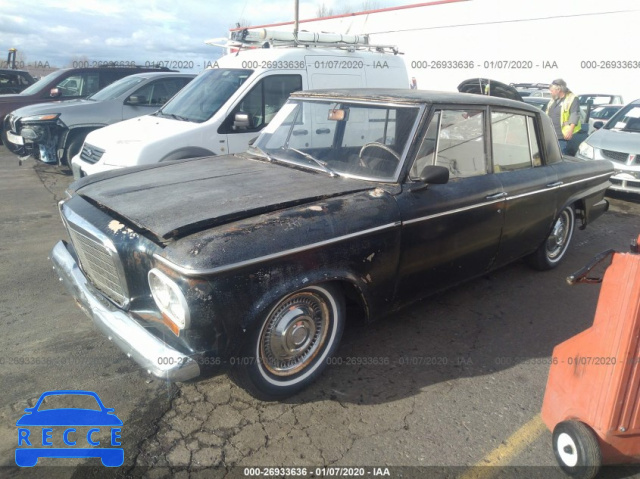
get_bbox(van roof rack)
[207,29,400,54]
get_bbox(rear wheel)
[552,421,601,479]
[232,283,345,400]
[527,205,575,270]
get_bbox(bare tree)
[317,3,335,17]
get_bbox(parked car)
[50,89,613,400]
[3,72,194,166]
[69,30,409,180]
[524,97,550,111]
[0,68,35,94]
[0,66,174,146]
[578,93,624,126]
[586,104,623,134]
[510,82,551,98]
[577,99,640,194]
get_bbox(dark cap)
[551,78,567,88]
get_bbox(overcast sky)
[0,0,415,72]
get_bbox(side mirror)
[233,112,251,130]
[411,165,449,191]
[126,95,145,105]
[49,88,61,98]
[419,164,449,184]
[593,121,604,130]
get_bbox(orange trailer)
[542,236,640,478]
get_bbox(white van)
[71,31,409,179]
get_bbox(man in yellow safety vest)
[546,79,582,155]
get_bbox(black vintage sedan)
[50,89,613,400]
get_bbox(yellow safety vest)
[547,92,581,136]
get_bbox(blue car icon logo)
[16,390,123,467]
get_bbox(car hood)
[74,155,375,242]
[84,114,193,149]
[457,78,524,102]
[585,128,640,154]
[11,99,98,118]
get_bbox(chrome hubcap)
[546,210,570,259]
[260,292,330,376]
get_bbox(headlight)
[578,141,594,159]
[148,269,190,331]
[21,113,60,122]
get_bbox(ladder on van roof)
[206,29,400,54]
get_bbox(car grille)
[602,149,630,163]
[67,226,128,306]
[79,144,105,164]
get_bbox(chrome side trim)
[154,222,401,277]
[404,172,612,226]
[403,197,505,226]
[50,241,200,382]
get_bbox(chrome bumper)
[50,240,200,381]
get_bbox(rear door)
[489,109,558,267]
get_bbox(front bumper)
[50,240,200,381]
[71,154,124,180]
[609,171,640,194]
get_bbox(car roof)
[292,88,538,112]
[118,72,196,80]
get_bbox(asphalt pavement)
[1,147,639,479]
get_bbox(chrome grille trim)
[80,143,105,164]
[602,149,629,163]
[60,204,130,307]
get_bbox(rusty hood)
[75,155,374,242]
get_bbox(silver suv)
[3,72,194,165]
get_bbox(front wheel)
[552,421,601,479]
[527,205,575,270]
[232,284,345,400]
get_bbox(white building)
[236,0,640,103]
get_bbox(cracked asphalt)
[2,148,640,478]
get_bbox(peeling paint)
[366,253,375,262]
[365,274,372,283]
[308,206,323,212]
[369,188,385,198]
[108,220,125,233]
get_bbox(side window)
[222,75,302,134]
[411,109,486,179]
[56,73,99,97]
[131,78,191,107]
[491,112,540,172]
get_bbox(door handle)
[485,191,507,200]
[316,128,331,134]
[292,129,308,136]
[546,181,563,188]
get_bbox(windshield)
[89,76,145,101]
[159,68,252,122]
[578,95,614,106]
[251,99,421,182]
[605,104,640,132]
[590,105,621,120]
[19,70,65,95]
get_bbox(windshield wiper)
[286,147,338,177]
[154,111,189,121]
